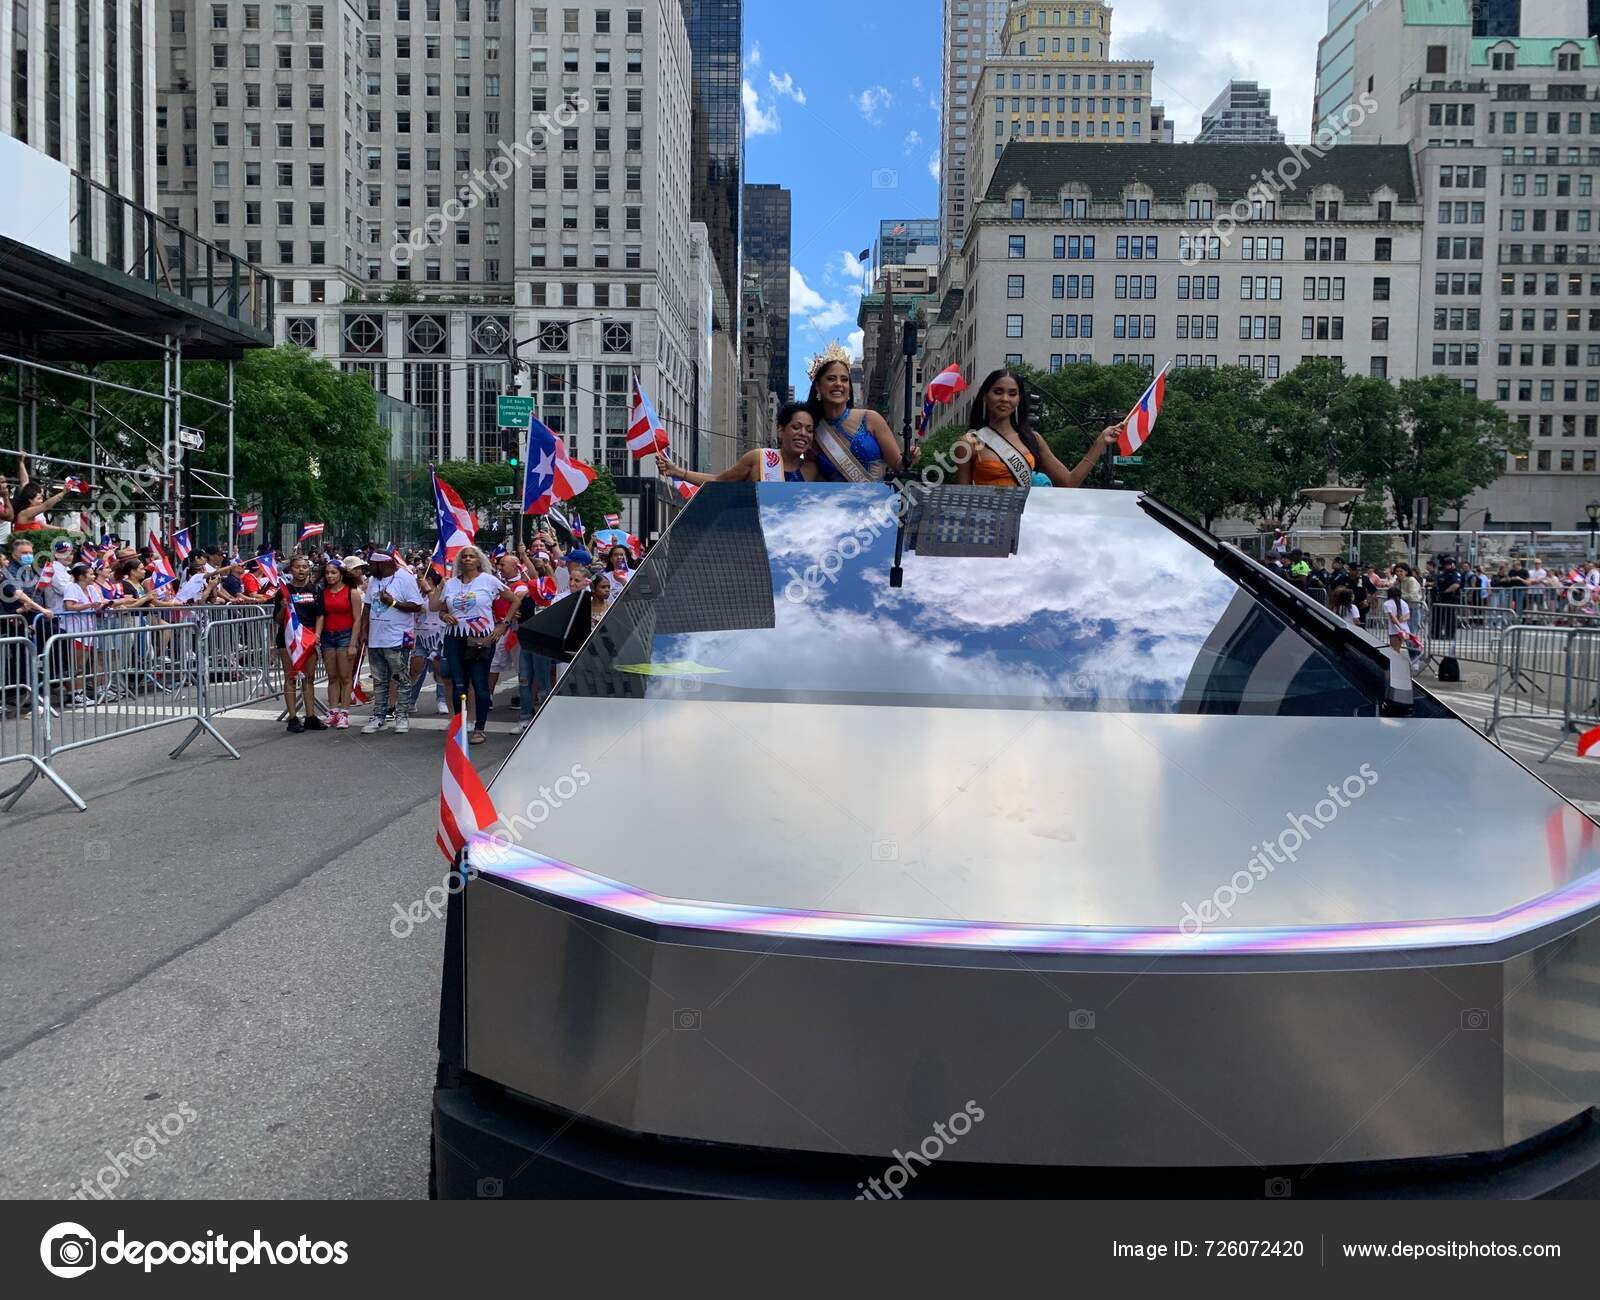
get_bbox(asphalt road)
[0,695,521,1201]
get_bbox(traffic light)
[1026,392,1046,429]
[503,427,520,469]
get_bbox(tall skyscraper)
[1196,81,1285,143]
[1314,0,1381,137]
[939,0,1011,254]
[966,1,1158,236]
[741,182,790,402]
[682,0,742,332]
[155,0,707,484]
[878,218,939,269]
[1,0,156,206]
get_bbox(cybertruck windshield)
[560,484,1398,716]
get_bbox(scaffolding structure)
[0,172,275,542]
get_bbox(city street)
[0,695,521,1201]
[0,672,1595,1201]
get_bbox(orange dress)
[972,438,1036,486]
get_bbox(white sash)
[814,413,875,483]
[973,427,1035,488]
[755,448,786,482]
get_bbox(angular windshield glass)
[558,484,1389,716]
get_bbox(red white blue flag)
[238,512,260,535]
[438,707,498,863]
[671,478,698,503]
[431,470,478,574]
[1118,364,1170,458]
[298,523,326,545]
[171,527,192,562]
[522,416,597,515]
[283,589,318,678]
[627,379,670,460]
[63,476,87,494]
[916,365,968,439]
[604,513,621,528]
[147,533,176,583]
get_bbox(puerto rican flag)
[522,415,598,515]
[283,588,318,678]
[626,379,670,460]
[437,707,498,863]
[238,512,260,535]
[171,527,193,562]
[298,522,326,545]
[63,476,87,494]
[671,478,698,503]
[604,513,622,528]
[431,470,479,574]
[917,365,968,439]
[1118,364,1171,458]
[147,533,177,583]
[253,554,281,593]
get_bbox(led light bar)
[466,838,1600,958]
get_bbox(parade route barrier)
[1485,625,1600,762]
[0,632,85,812]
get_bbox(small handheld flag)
[238,512,260,535]
[604,513,622,529]
[171,527,193,562]
[672,478,698,503]
[298,523,326,545]
[437,707,499,863]
[522,415,598,515]
[1118,364,1171,458]
[283,591,318,678]
[626,379,671,460]
[63,476,87,494]
[917,365,968,439]
[431,470,479,574]
[1579,727,1600,759]
[147,533,176,583]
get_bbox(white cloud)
[747,41,762,68]
[768,71,807,105]
[911,75,924,92]
[902,129,924,155]
[847,329,865,361]
[927,152,941,182]
[855,85,893,126]
[930,92,941,113]
[743,79,781,137]
[791,268,854,335]
[840,249,867,282]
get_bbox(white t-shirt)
[605,567,632,590]
[1383,598,1412,635]
[174,573,209,604]
[366,569,424,649]
[441,573,505,636]
[60,581,95,634]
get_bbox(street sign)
[1114,455,1143,466]
[177,426,205,452]
[493,485,515,497]
[497,396,535,428]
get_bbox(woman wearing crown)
[656,401,823,484]
[805,343,906,483]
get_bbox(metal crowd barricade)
[1486,626,1580,760]
[1559,630,1600,758]
[197,605,278,717]
[0,631,85,811]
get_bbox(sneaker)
[436,696,451,716]
[394,716,410,735]
[69,692,92,708]
[304,716,329,732]
[286,716,304,734]
[362,715,388,735]
[335,710,350,730]
[516,720,532,734]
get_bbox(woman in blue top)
[657,402,823,484]
[805,344,906,483]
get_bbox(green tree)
[1136,365,1273,529]
[431,458,517,521]
[567,467,624,535]
[1352,376,1523,530]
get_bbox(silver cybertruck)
[431,483,1600,1198]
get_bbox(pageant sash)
[755,448,786,482]
[973,427,1035,488]
[813,412,874,484]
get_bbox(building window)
[1006,314,1024,338]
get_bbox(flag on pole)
[298,523,326,545]
[570,511,584,536]
[1118,364,1171,458]
[522,415,598,515]
[1580,727,1600,759]
[147,533,176,583]
[671,478,698,503]
[627,379,671,460]
[253,554,281,593]
[604,513,621,529]
[171,527,193,562]
[63,476,87,494]
[238,512,260,535]
[916,365,968,438]
[283,589,318,678]
[437,707,499,863]
[348,645,371,705]
[430,469,479,574]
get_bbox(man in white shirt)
[362,553,424,734]
[37,539,75,614]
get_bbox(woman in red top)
[314,560,365,730]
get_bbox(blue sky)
[742,0,1327,397]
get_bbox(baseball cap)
[53,539,74,552]
[565,548,593,567]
